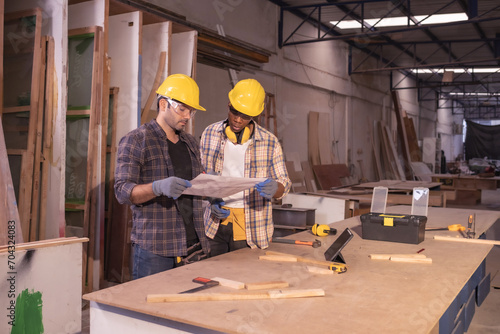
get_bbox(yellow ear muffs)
[225,126,251,144]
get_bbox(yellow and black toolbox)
[360,213,427,244]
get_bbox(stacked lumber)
[285,151,318,193]
[2,10,55,242]
[307,111,355,190]
[376,121,406,181]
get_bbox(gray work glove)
[152,177,191,199]
[211,198,230,220]
[255,179,278,200]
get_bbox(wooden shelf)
[3,105,31,113]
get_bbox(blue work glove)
[152,177,191,199]
[211,198,230,220]
[255,179,278,200]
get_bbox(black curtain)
[465,120,500,160]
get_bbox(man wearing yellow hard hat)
[115,74,210,279]
[200,78,291,255]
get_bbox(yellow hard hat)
[228,79,265,117]
[156,74,206,111]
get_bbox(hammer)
[272,237,321,248]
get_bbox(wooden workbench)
[431,174,500,190]
[431,174,500,205]
[83,207,500,334]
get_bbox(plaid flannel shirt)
[114,120,210,257]
[200,120,291,249]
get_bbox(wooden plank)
[317,112,333,164]
[411,162,433,182]
[0,120,23,246]
[352,180,441,190]
[0,237,88,253]
[86,26,105,293]
[2,106,31,113]
[39,36,55,240]
[99,54,111,289]
[4,8,41,21]
[265,93,277,136]
[211,277,245,290]
[67,109,91,116]
[308,111,321,166]
[391,91,412,180]
[372,121,383,180]
[29,36,49,241]
[285,161,306,193]
[2,9,43,243]
[197,33,269,64]
[369,254,427,260]
[404,116,422,162]
[0,0,2,118]
[105,87,134,283]
[434,236,500,246]
[67,26,100,36]
[146,289,325,303]
[382,124,406,180]
[377,121,393,179]
[265,250,346,272]
[100,0,111,289]
[245,281,289,290]
[312,163,350,190]
[301,160,317,192]
[389,256,433,264]
[259,255,298,262]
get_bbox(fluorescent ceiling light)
[449,92,500,96]
[330,12,468,29]
[411,68,500,74]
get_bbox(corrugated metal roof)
[270,0,500,119]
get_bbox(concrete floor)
[80,189,500,334]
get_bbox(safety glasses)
[228,105,252,121]
[167,98,197,117]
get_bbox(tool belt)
[176,242,207,266]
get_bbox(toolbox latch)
[383,217,394,226]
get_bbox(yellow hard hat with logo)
[228,79,265,117]
[156,73,206,111]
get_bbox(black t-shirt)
[167,138,198,247]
